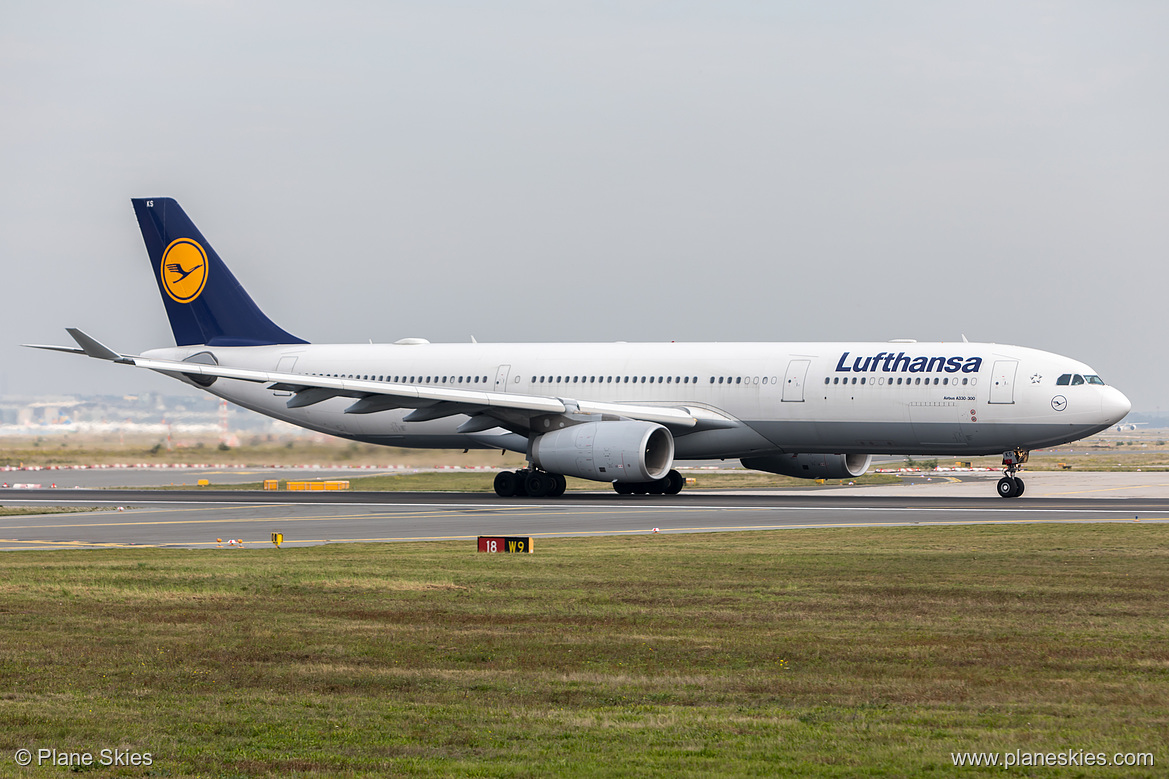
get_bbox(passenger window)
[825,377,830,385]
[860,377,866,385]
[736,377,741,385]
[851,377,857,385]
[962,378,968,385]
[833,377,840,384]
[1072,374,1085,385]
[1056,374,1071,385]
[719,377,724,384]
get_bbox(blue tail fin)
[132,198,307,346]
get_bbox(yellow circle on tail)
[160,238,208,303]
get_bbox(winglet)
[66,328,123,361]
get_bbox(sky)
[2,1,1167,412]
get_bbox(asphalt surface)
[2,471,1167,550]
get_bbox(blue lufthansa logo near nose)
[1051,395,1067,412]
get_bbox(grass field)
[1,524,1166,776]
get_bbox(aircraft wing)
[25,330,740,433]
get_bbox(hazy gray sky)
[3,1,1167,411]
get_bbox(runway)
[2,472,1167,550]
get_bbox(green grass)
[1,524,1166,776]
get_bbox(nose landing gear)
[997,449,1029,498]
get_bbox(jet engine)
[531,420,674,483]
[741,453,872,480]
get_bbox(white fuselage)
[143,340,1131,459]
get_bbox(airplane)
[1115,422,1148,432]
[26,198,1132,499]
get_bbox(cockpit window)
[1071,374,1085,386]
[1085,374,1105,385]
[1056,374,1071,386]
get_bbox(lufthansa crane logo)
[160,238,208,303]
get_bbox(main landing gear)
[492,469,688,498]
[997,449,1029,499]
[612,469,685,496]
[493,469,567,498]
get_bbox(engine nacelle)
[741,453,872,480]
[531,420,674,483]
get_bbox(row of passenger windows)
[1056,373,1104,386]
[532,375,701,385]
[311,373,489,384]
[826,376,976,386]
[308,372,977,389]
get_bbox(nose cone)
[1102,387,1132,426]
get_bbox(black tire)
[997,477,1017,498]
[493,470,518,497]
[1014,477,1025,497]
[613,482,634,495]
[647,478,667,495]
[550,473,567,497]
[631,483,648,495]
[664,469,685,495]
[524,471,550,498]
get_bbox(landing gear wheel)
[995,472,1024,498]
[664,470,685,495]
[613,482,634,495]
[646,478,667,495]
[494,471,519,497]
[525,471,552,498]
[550,473,567,497]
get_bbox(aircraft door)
[782,359,810,402]
[494,364,511,393]
[989,360,1018,404]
